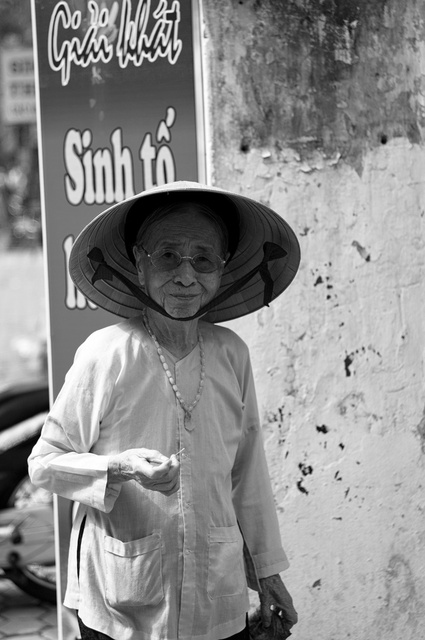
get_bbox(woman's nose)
[173,258,197,285]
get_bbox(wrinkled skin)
[257,574,298,638]
[108,448,180,496]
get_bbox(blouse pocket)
[104,532,164,607]
[207,525,246,599]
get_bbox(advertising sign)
[1,48,36,124]
[31,2,205,634]
[31,0,206,396]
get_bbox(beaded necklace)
[142,311,206,421]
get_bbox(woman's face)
[133,207,227,319]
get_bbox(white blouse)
[29,317,289,640]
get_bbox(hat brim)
[69,181,301,323]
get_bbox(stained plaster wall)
[202,1,425,638]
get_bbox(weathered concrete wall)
[202,1,425,638]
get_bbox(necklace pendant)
[184,410,191,423]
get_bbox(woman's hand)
[108,448,180,496]
[259,574,298,637]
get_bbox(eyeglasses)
[140,247,226,273]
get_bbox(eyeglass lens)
[151,249,222,273]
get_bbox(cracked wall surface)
[202,1,425,638]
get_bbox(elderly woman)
[28,182,300,640]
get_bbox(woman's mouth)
[170,292,200,300]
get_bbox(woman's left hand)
[259,574,298,637]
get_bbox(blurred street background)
[0,1,57,637]
[0,0,45,388]
[0,579,56,640]
[0,243,46,390]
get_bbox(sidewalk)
[0,575,57,639]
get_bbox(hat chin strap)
[87,242,287,321]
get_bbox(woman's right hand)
[108,448,180,496]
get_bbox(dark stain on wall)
[316,424,329,433]
[296,479,309,494]
[344,353,354,376]
[343,346,382,376]
[299,461,313,476]
[205,0,423,173]
[297,460,313,494]
[352,241,371,262]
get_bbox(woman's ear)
[133,246,145,288]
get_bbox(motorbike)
[0,379,57,603]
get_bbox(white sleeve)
[231,353,289,588]
[28,336,122,513]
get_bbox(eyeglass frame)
[138,245,227,273]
